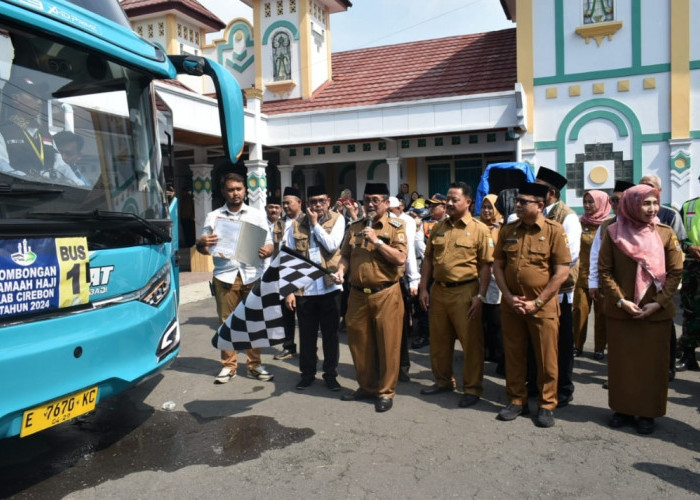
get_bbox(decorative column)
[669,138,692,210]
[278,164,294,192]
[190,163,214,272]
[386,157,401,196]
[302,166,316,195]
[245,159,268,210]
[244,87,268,210]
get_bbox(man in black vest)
[284,185,345,391]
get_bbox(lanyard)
[22,129,45,166]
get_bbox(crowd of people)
[196,169,700,433]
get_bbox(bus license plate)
[20,387,98,438]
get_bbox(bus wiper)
[0,184,64,196]
[27,210,170,243]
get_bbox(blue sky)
[200,0,513,52]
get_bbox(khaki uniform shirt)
[424,214,494,283]
[494,215,572,318]
[577,222,605,287]
[340,213,406,288]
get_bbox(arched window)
[272,31,291,81]
[583,0,614,24]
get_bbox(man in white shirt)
[196,172,274,384]
[285,185,346,391]
[389,196,420,381]
[534,167,582,408]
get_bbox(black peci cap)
[306,185,327,198]
[283,186,301,198]
[518,181,549,199]
[364,183,390,196]
[536,166,568,190]
[613,180,635,193]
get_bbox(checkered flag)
[212,246,330,351]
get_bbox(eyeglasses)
[308,198,328,205]
[609,196,621,204]
[514,197,538,205]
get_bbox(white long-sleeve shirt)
[284,213,345,296]
[391,212,420,290]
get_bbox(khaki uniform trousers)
[502,309,559,410]
[573,286,607,353]
[346,283,404,398]
[428,281,484,395]
[213,275,261,371]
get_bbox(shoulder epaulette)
[388,219,403,228]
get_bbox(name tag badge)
[505,238,518,243]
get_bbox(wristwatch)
[616,298,624,308]
[476,293,486,301]
[534,297,544,308]
[374,239,385,247]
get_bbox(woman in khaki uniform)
[573,190,611,358]
[599,184,683,435]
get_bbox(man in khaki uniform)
[493,182,571,427]
[418,182,493,407]
[335,183,407,412]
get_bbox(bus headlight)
[139,263,171,307]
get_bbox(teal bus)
[0,0,244,438]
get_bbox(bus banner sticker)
[0,237,89,318]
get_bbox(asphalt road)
[1,289,699,499]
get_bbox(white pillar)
[302,166,316,195]
[278,164,294,192]
[356,163,369,199]
[245,158,268,210]
[386,157,401,196]
[190,163,214,238]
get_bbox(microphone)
[363,212,375,248]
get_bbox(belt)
[435,278,477,288]
[350,282,397,294]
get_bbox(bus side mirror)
[169,55,244,164]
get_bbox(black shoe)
[375,397,393,412]
[669,368,676,382]
[636,417,655,435]
[557,393,573,408]
[398,368,410,382]
[573,348,582,357]
[593,351,605,361]
[411,337,430,349]
[602,380,609,389]
[535,407,555,428]
[323,375,341,391]
[420,384,453,395]
[609,412,635,428]
[458,394,480,408]
[675,351,699,371]
[295,377,315,390]
[497,403,529,421]
[341,389,375,401]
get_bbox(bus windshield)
[0,23,167,221]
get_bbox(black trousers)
[297,291,341,378]
[527,294,574,398]
[557,295,575,397]
[482,303,504,367]
[400,279,412,370]
[281,303,297,352]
